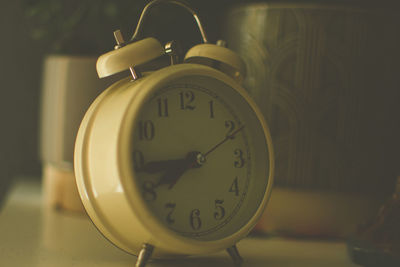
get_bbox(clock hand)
[155,151,199,189]
[167,125,245,190]
[141,159,187,173]
[203,125,245,158]
[157,162,192,188]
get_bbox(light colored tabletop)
[0,180,357,267]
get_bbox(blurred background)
[0,1,399,265]
[0,0,399,240]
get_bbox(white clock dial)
[131,75,270,241]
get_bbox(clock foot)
[226,244,243,266]
[135,243,154,267]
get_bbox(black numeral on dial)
[133,150,144,171]
[189,209,202,230]
[234,149,245,168]
[209,100,215,118]
[225,120,235,137]
[143,181,157,201]
[214,199,225,220]
[180,91,195,110]
[165,203,176,224]
[157,98,169,117]
[138,120,155,140]
[229,176,239,196]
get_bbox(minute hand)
[167,125,245,190]
[203,125,245,158]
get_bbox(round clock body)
[74,63,274,257]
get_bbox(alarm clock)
[74,1,274,266]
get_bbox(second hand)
[203,125,245,157]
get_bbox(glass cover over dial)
[131,75,270,241]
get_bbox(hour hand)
[140,159,186,173]
[156,164,189,188]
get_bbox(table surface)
[0,180,358,267]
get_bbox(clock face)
[131,75,270,241]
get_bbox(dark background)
[0,0,398,205]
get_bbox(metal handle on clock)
[96,0,209,79]
[130,0,209,43]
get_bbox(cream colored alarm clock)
[74,1,274,266]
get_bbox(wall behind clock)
[0,0,45,205]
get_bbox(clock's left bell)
[96,30,164,80]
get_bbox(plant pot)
[39,55,118,212]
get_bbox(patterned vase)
[223,3,400,237]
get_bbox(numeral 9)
[133,150,145,171]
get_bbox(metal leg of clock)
[227,244,243,267]
[135,243,154,267]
